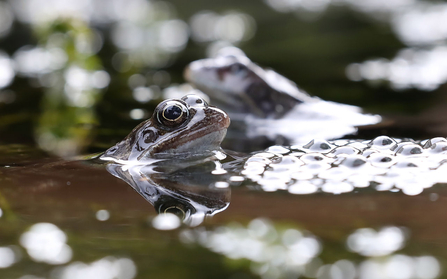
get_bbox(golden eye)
[155,100,189,129]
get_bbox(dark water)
[1,0,447,278]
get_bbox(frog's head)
[101,95,230,162]
[184,54,256,109]
[184,48,307,118]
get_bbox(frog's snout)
[210,106,231,131]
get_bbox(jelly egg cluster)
[242,136,447,196]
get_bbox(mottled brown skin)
[101,95,230,162]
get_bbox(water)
[2,0,447,278]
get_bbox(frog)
[184,47,313,119]
[184,47,381,146]
[100,94,230,163]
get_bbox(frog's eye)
[155,100,189,129]
[163,205,186,219]
[163,105,183,120]
[156,199,194,220]
[230,63,247,74]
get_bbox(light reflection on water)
[51,257,137,279]
[152,213,182,230]
[2,221,139,278]
[347,227,406,257]
[179,220,441,279]
[95,209,110,221]
[357,255,440,279]
[0,246,18,268]
[20,223,72,265]
[180,218,322,279]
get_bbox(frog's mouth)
[141,106,231,160]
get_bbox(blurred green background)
[2,0,447,157]
[2,1,447,278]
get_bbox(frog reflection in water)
[184,47,381,145]
[101,94,230,162]
[107,163,230,226]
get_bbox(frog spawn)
[241,136,447,196]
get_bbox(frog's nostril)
[182,94,208,107]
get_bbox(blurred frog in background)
[184,47,382,146]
